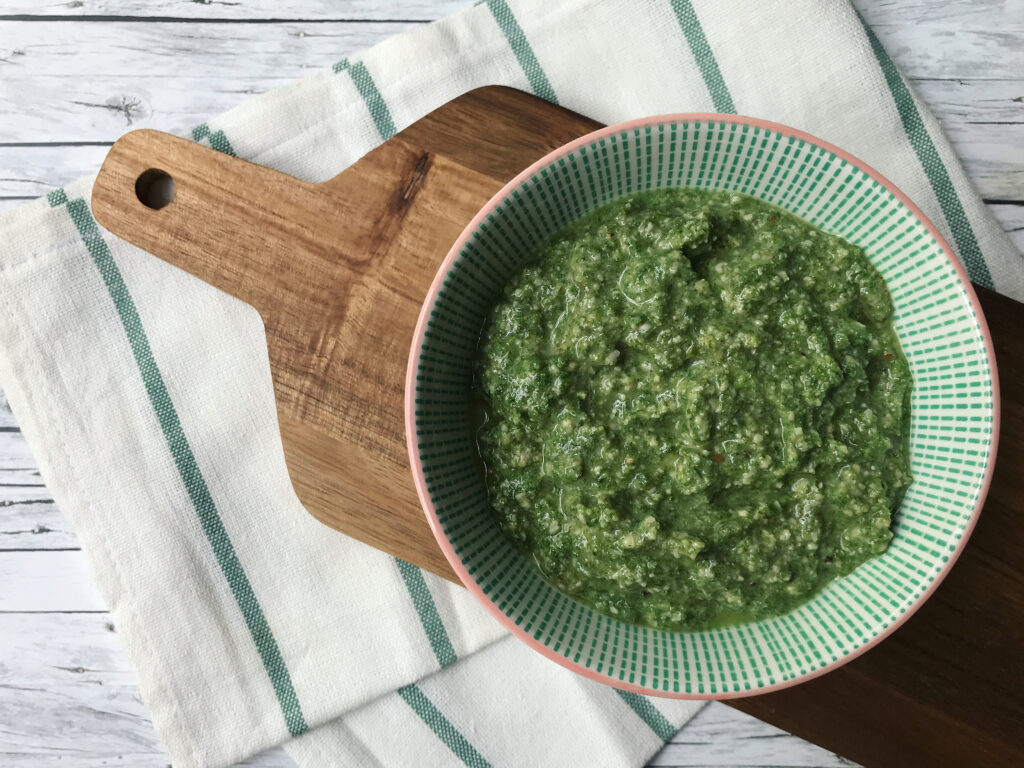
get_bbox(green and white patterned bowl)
[405,115,999,698]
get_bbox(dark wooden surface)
[92,86,1022,767]
[731,284,1024,768]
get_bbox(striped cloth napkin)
[0,1,1019,766]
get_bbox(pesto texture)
[475,189,913,631]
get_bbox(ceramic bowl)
[405,115,999,698]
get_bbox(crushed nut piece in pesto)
[475,189,913,632]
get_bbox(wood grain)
[0,0,469,19]
[94,83,1024,768]
[3,76,1020,205]
[0,198,37,214]
[1,1,1021,766]
[990,203,1024,251]
[0,494,73,551]
[728,286,1024,768]
[866,6,1024,80]
[0,551,106,611]
[0,613,297,768]
[0,0,1000,27]
[0,608,843,768]
[0,424,42,468]
[91,86,596,582]
[0,7,1021,205]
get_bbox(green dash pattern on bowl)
[405,115,998,698]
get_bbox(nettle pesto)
[474,189,913,632]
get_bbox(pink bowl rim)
[404,112,1001,700]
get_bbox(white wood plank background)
[0,0,1020,766]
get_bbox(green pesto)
[475,189,913,632]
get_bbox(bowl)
[404,115,999,698]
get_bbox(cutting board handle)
[91,129,340,322]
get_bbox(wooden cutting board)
[91,86,596,583]
[91,86,1023,768]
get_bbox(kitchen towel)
[0,1,1019,766]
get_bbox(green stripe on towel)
[347,60,398,140]
[46,189,68,207]
[49,192,308,737]
[859,18,994,289]
[396,558,458,668]
[338,62,462,669]
[201,82,458,679]
[398,684,493,768]
[669,0,736,114]
[192,123,238,157]
[615,689,676,741]
[485,0,558,104]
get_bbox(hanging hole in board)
[135,169,176,210]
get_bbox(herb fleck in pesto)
[475,189,912,631]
